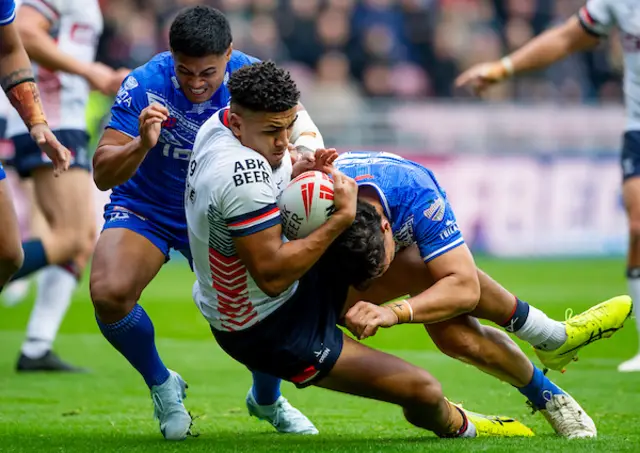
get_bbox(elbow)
[258,279,289,298]
[94,177,111,192]
[254,272,291,298]
[456,274,481,315]
[92,153,111,191]
[16,28,38,54]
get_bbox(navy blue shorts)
[102,203,192,263]
[212,264,349,388]
[11,129,91,178]
[622,131,640,181]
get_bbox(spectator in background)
[95,0,623,103]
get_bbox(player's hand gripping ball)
[278,171,335,239]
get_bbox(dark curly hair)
[323,200,387,290]
[169,6,232,57]
[228,61,300,113]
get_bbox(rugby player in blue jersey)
[90,6,322,440]
[331,151,632,438]
[0,0,69,289]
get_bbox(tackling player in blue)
[0,0,70,289]
[91,6,321,440]
[331,151,632,437]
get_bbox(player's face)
[173,48,232,103]
[232,107,298,168]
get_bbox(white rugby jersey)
[186,108,296,331]
[6,0,103,136]
[579,0,640,130]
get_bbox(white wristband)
[501,56,515,77]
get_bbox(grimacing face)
[229,107,298,168]
[172,47,232,103]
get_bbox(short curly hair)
[228,61,300,113]
[324,200,387,290]
[169,6,232,57]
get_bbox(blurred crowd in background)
[98,0,624,107]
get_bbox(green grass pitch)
[1,257,639,452]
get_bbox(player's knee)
[90,271,137,318]
[0,246,24,278]
[629,214,640,241]
[402,369,444,410]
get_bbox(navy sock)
[97,304,170,388]
[500,297,530,333]
[517,364,565,410]
[251,370,282,405]
[11,239,48,281]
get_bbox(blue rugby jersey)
[335,152,464,262]
[106,50,258,232]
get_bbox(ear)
[225,45,233,62]
[380,217,391,233]
[228,112,242,137]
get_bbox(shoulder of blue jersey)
[0,0,16,25]
[228,50,261,71]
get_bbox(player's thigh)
[0,177,23,266]
[315,335,442,407]
[343,244,435,314]
[90,227,166,308]
[31,167,94,232]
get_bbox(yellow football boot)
[535,295,632,371]
[451,403,535,437]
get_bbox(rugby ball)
[278,171,335,239]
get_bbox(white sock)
[627,277,640,354]
[21,266,77,359]
[458,418,477,438]
[513,305,567,351]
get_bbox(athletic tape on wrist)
[6,80,47,129]
[388,299,414,324]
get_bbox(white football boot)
[540,393,597,439]
[151,370,192,440]
[1,278,31,307]
[618,353,640,372]
[246,389,318,435]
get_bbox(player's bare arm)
[234,170,357,297]
[93,104,168,190]
[345,244,480,340]
[456,16,600,94]
[16,5,120,96]
[0,21,70,175]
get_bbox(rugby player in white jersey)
[456,0,640,373]
[456,0,640,371]
[5,0,124,372]
[186,61,535,438]
[0,0,70,290]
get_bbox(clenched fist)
[139,103,169,150]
